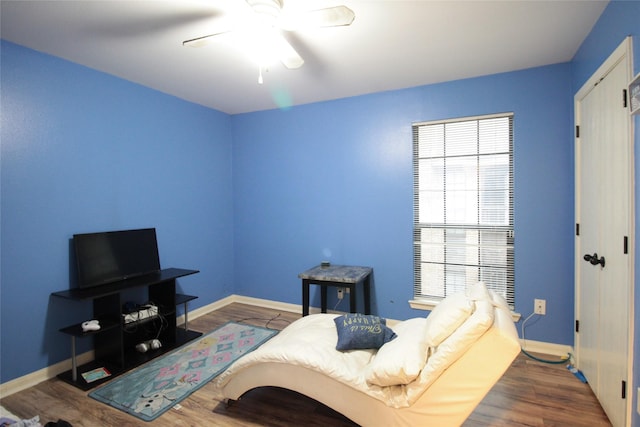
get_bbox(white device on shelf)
[135,339,162,353]
[123,304,158,324]
[82,319,100,332]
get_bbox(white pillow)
[424,292,474,347]
[365,318,429,386]
[466,281,490,301]
[420,300,495,383]
[488,289,511,312]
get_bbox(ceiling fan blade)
[307,5,355,27]
[272,32,304,69]
[183,32,227,48]
[280,5,355,30]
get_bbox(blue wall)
[232,64,575,342]
[0,41,234,383]
[2,7,638,426]
[1,43,575,384]
[571,1,640,426]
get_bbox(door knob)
[583,253,605,268]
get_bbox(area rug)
[89,321,277,422]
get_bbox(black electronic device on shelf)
[73,228,161,289]
[52,228,200,390]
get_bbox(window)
[412,113,514,308]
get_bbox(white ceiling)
[1,0,608,115]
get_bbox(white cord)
[520,311,573,365]
[520,311,537,351]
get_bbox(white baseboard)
[520,339,573,358]
[0,350,95,398]
[0,294,573,398]
[230,294,351,315]
[176,294,236,326]
[230,295,303,313]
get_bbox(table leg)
[349,284,356,313]
[321,285,327,313]
[302,280,310,316]
[364,276,371,315]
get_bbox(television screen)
[74,228,161,289]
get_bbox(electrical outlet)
[337,288,344,300]
[534,299,546,315]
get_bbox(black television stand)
[52,268,200,390]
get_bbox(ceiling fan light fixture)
[183,0,350,76]
[233,22,302,70]
[235,27,281,67]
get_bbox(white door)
[575,38,633,427]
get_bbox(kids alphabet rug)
[89,322,278,421]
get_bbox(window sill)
[409,299,522,322]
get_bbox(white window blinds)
[413,113,514,307]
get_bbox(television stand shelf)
[52,268,200,391]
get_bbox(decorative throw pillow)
[424,292,474,347]
[365,318,429,386]
[334,314,397,351]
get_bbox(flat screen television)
[73,228,161,289]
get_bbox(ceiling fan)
[182,0,355,72]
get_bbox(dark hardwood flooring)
[1,303,611,426]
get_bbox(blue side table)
[298,265,372,316]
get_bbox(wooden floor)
[1,303,612,426]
